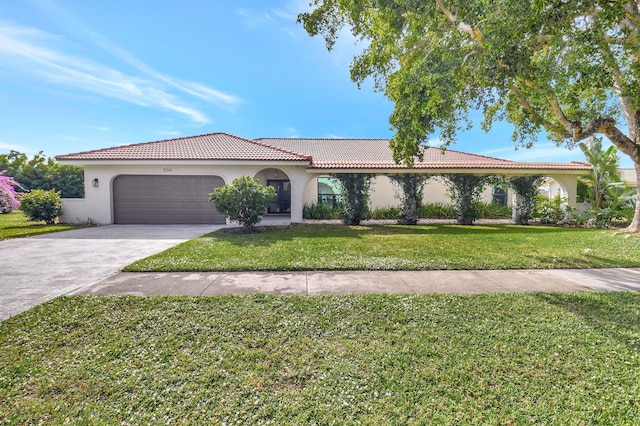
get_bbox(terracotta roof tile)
[256,138,591,171]
[55,133,310,162]
[55,133,590,172]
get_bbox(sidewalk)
[69,268,640,297]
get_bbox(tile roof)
[55,132,590,172]
[55,133,310,162]
[256,138,592,171]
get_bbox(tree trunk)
[627,162,640,233]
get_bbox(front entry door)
[267,180,291,214]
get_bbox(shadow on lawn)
[535,292,640,350]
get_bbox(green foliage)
[209,176,276,232]
[298,0,640,229]
[0,150,84,198]
[303,202,341,220]
[417,202,458,219]
[578,137,622,211]
[476,202,512,219]
[509,175,545,225]
[442,174,492,224]
[389,173,430,224]
[577,137,637,227]
[53,165,85,198]
[370,206,402,219]
[332,173,375,225]
[19,189,63,225]
[535,196,576,225]
[353,202,511,221]
[583,186,636,228]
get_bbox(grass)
[1,292,639,424]
[0,210,80,240]
[126,223,640,272]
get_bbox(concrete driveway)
[0,224,224,320]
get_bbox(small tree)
[389,174,430,225]
[20,189,62,224]
[579,137,622,211]
[442,174,492,225]
[0,172,23,214]
[509,175,545,225]
[332,173,375,225]
[209,176,276,232]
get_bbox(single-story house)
[55,132,591,224]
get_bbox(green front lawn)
[1,293,639,424]
[0,210,80,240]
[126,223,640,272]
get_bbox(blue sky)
[0,0,632,167]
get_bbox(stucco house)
[55,132,591,224]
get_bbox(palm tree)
[578,137,621,211]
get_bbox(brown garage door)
[113,175,226,224]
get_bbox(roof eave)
[306,166,591,175]
[57,159,312,167]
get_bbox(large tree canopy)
[299,0,640,231]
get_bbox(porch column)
[286,169,314,223]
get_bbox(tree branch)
[435,0,484,44]
[549,97,581,136]
[598,31,637,138]
[509,85,571,137]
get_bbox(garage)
[113,175,226,224]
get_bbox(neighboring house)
[619,169,638,189]
[55,132,591,224]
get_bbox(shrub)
[535,196,575,225]
[370,206,402,219]
[0,173,22,214]
[303,203,341,220]
[418,202,458,219]
[477,202,513,219]
[209,176,276,232]
[20,189,62,224]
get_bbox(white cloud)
[323,133,346,139]
[283,127,300,137]
[0,21,242,124]
[237,8,277,29]
[154,130,181,137]
[0,141,42,156]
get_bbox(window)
[317,177,342,208]
[492,187,507,206]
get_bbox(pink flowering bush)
[0,172,22,213]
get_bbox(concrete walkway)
[0,224,225,320]
[70,268,640,297]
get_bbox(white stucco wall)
[59,162,313,224]
[302,175,509,209]
[619,168,638,188]
[59,163,581,224]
